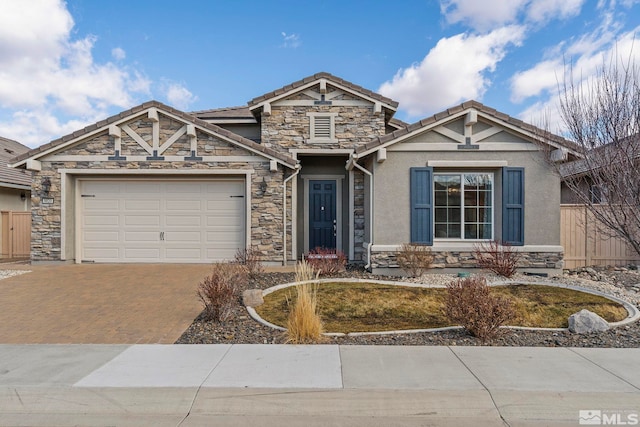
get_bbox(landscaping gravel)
[176,266,640,347]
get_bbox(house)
[0,136,32,258]
[10,72,573,274]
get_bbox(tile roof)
[0,136,31,188]
[355,100,578,155]
[248,72,399,109]
[11,101,297,168]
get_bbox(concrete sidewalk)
[1,344,639,426]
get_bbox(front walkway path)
[1,344,639,426]
[0,264,212,344]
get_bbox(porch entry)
[309,180,337,250]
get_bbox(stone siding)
[370,249,564,271]
[353,170,365,262]
[31,118,288,263]
[261,105,386,153]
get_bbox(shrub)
[396,243,434,277]
[305,247,346,276]
[196,263,247,322]
[234,248,264,279]
[474,240,522,278]
[286,283,324,344]
[445,276,515,342]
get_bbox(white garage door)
[80,179,245,263]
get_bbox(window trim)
[433,171,495,241]
[307,112,337,143]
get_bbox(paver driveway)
[0,264,213,344]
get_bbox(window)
[434,173,493,239]
[590,184,608,204]
[307,113,337,142]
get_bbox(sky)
[0,0,639,148]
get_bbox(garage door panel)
[84,247,120,260]
[83,231,119,242]
[165,200,201,210]
[165,231,201,242]
[125,183,161,193]
[165,215,201,226]
[165,248,203,260]
[124,231,159,242]
[124,248,162,259]
[84,215,119,226]
[125,200,161,210]
[84,199,119,211]
[81,179,245,263]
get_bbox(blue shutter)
[502,167,525,246]
[410,167,433,245]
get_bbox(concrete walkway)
[1,344,639,426]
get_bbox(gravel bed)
[176,266,640,347]
[0,269,31,280]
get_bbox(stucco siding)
[373,149,560,246]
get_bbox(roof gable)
[11,101,297,169]
[355,100,578,157]
[248,72,398,115]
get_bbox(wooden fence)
[1,211,31,258]
[561,204,640,269]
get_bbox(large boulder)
[242,289,264,307]
[568,309,610,334]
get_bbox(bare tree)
[553,53,640,256]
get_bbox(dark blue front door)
[309,180,336,250]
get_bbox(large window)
[434,173,493,240]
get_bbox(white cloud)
[515,27,640,132]
[111,47,126,61]
[441,0,526,31]
[440,0,584,31]
[164,82,198,111]
[379,26,525,118]
[281,32,301,48]
[0,0,150,147]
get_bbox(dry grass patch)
[256,282,628,333]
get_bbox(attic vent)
[307,113,337,142]
[314,116,331,139]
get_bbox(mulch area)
[176,268,640,347]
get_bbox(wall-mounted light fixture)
[259,177,268,193]
[42,177,51,195]
[20,192,26,201]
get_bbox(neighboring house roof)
[11,100,298,169]
[355,100,579,157]
[559,134,640,178]
[247,71,399,113]
[0,136,31,189]
[191,106,257,123]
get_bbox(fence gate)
[561,204,640,269]
[1,211,31,258]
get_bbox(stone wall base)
[370,249,564,277]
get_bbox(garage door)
[80,179,245,263]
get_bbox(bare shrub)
[233,248,264,279]
[474,240,522,278]
[396,243,434,277]
[445,277,515,342]
[305,247,346,276]
[286,283,324,344]
[197,263,247,322]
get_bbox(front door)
[309,180,336,250]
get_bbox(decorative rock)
[568,309,610,334]
[242,289,264,307]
